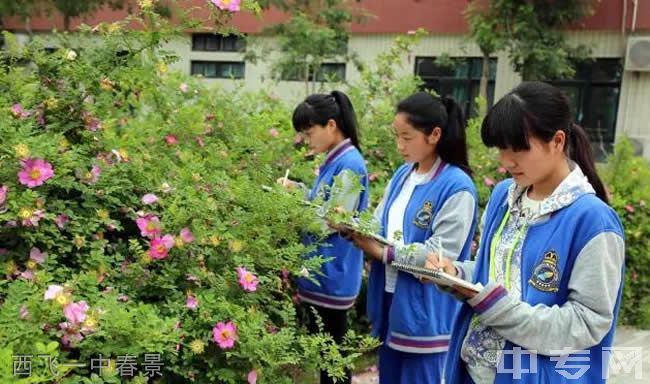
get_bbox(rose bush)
[1,4,648,384]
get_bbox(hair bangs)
[481,95,531,151]
[291,102,319,132]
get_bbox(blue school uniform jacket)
[445,171,625,384]
[297,139,369,309]
[367,162,478,353]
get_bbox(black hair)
[292,90,361,150]
[396,91,472,176]
[481,81,608,203]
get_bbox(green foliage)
[601,138,650,328]
[0,4,378,382]
[465,0,597,80]
[252,0,366,96]
[269,12,345,83]
[465,1,501,57]
[0,0,39,27]
[47,0,126,31]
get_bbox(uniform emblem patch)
[413,201,433,229]
[529,250,561,292]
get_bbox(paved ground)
[351,327,650,384]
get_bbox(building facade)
[4,0,650,158]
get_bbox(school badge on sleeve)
[413,201,433,229]
[529,250,561,292]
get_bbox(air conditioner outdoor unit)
[625,36,650,72]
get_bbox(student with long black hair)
[426,81,625,384]
[279,91,368,384]
[350,92,478,383]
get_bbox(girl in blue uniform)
[350,92,478,384]
[280,91,368,384]
[427,81,625,384]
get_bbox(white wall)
[165,35,326,105]
[11,30,650,158]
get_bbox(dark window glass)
[415,57,498,118]
[191,34,246,52]
[547,58,623,159]
[190,61,245,79]
[281,63,346,82]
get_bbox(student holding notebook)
[426,82,625,384]
[279,91,368,384]
[349,92,478,384]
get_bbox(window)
[190,61,245,79]
[414,57,498,118]
[191,33,246,52]
[546,59,622,159]
[281,63,346,82]
[317,63,346,82]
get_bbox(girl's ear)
[426,126,442,145]
[326,118,337,133]
[552,130,566,155]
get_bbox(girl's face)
[497,132,566,186]
[301,119,339,154]
[392,112,440,164]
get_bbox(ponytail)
[396,92,472,177]
[568,123,609,203]
[440,96,472,177]
[330,90,361,151]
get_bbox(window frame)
[190,60,246,79]
[280,62,346,82]
[546,58,623,155]
[191,33,246,52]
[414,56,498,118]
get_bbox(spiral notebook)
[390,262,483,294]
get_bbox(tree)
[1,1,130,38]
[49,0,126,31]
[0,0,40,39]
[254,0,366,96]
[502,0,596,80]
[0,0,33,26]
[465,0,598,85]
[465,1,502,118]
